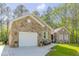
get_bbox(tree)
[41,3,79,43]
[5,6,12,43]
[41,6,55,28]
[0,3,7,42]
[32,10,40,16]
[46,6,52,23]
[14,4,28,18]
[0,3,12,44]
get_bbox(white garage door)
[19,32,37,47]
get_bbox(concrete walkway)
[1,43,56,56]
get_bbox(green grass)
[47,44,79,56]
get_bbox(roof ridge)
[31,14,52,30]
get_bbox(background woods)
[0,3,79,44]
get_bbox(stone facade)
[9,15,52,47]
[52,27,70,43]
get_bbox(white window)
[46,32,48,39]
[43,31,48,39]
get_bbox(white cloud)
[37,4,46,11]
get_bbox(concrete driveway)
[1,43,56,56]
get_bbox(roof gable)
[51,27,70,34]
[32,14,52,30]
[9,14,52,30]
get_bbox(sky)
[6,3,61,12]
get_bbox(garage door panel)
[19,32,37,47]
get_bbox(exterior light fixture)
[27,19,31,23]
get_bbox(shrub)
[0,25,8,44]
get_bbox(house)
[51,27,70,43]
[9,14,52,47]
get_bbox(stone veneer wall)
[55,29,70,43]
[9,16,51,47]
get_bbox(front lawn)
[47,44,79,56]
